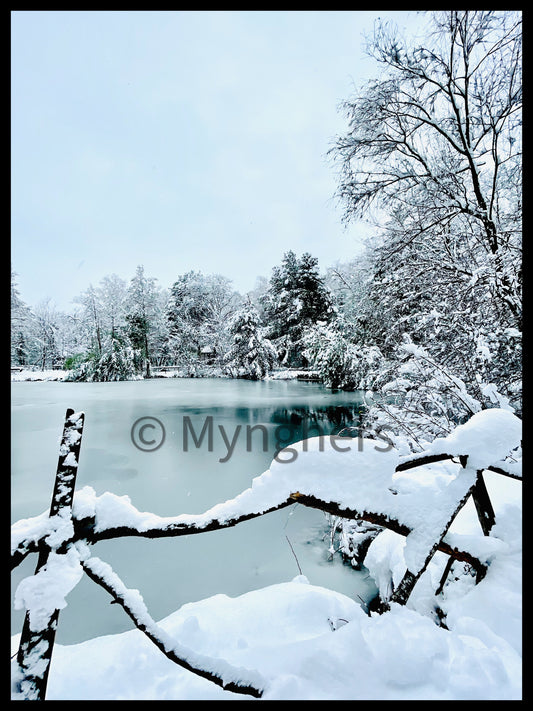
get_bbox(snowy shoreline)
[11,368,68,382]
[11,474,522,700]
[10,367,322,383]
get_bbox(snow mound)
[429,408,522,470]
[15,575,520,700]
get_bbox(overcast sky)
[11,10,425,311]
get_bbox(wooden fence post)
[387,476,478,608]
[471,470,496,536]
[15,409,84,701]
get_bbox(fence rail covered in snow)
[11,407,522,700]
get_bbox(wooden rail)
[11,409,520,699]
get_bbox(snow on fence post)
[387,457,481,609]
[15,408,84,701]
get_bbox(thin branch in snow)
[81,556,265,698]
[285,535,303,576]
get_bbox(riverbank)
[10,367,322,383]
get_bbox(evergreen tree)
[297,253,335,324]
[262,251,334,366]
[65,334,143,382]
[224,301,277,380]
[14,331,28,366]
[303,317,384,390]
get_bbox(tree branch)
[81,556,265,698]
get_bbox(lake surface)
[11,377,377,644]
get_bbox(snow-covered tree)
[99,274,128,341]
[331,11,522,332]
[65,334,143,382]
[167,271,241,368]
[324,11,522,567]
[30,299,62,371]
[360,335,518,455]
[303,317,384,391]
[125,266,162,378]
[11,271,32,366]
[224,300,277,380]
[262,251,335,366]
[246,275,270,323]
[67,270,160,380]
[328,10,522,414]
[73,284,104,357]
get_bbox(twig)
[285,535,303,576]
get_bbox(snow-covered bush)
[303,319,385,390]
[65,337,143,382]
[359,335,517,453]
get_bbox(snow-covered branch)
[81,555,265,698]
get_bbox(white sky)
[11,10,425,311]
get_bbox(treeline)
[10,252,336,382]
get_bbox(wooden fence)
[11,408,521,700]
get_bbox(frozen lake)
[11,377,377,644]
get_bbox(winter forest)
[11,10,522,701]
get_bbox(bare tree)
[74,284,104,356]
[330,11,522,330]
[31,299,61,371]
[99,274,128,340]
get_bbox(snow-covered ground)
[11,368,67,381]
[11,409,522,700]
[10,366,319,382]
[10,559,522,700]
[269,368,320,380]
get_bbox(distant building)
[199,345,216,363]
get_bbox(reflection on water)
[269,404,365,440]
[11,378,377,644]
[158,402,365,467]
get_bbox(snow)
[12,560,521,699]
[11,369,67,381]
[268,368,320,380]
[11,508,74,555]
[62,452,78,467]
[79,552,268,695]
[11,408,522,699]
[14,547,83,632]
[60,432,506,577]
[428,408,522,471]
